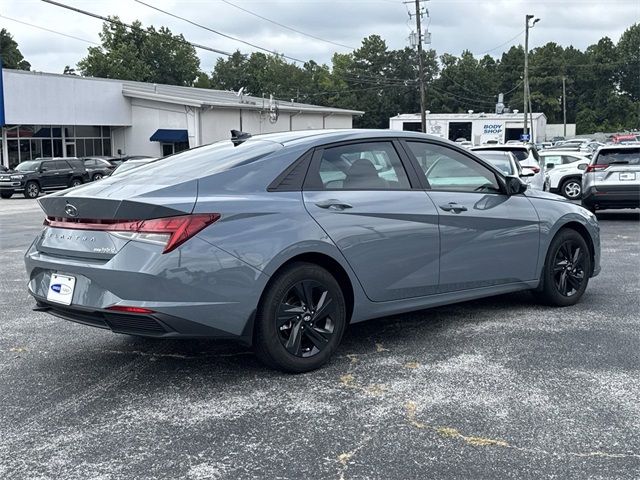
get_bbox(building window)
[2,125,112,167]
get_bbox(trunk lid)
[36,171,199,260]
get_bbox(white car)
[471,144,545,190]
[475,151,538,187]
[541,151,590,199]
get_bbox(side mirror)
[546,163,555,169]
[577,163,587,171]
[505,175,528,195]
[40,167,48,172]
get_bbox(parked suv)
[582,145,640,212]
[540,151,591,199]
[0,157,89,199]
[82,156,117,181]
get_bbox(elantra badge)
[65,203,79,217]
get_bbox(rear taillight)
[585,164,608,173]
[44,213,220,253]
[106,305,155,314]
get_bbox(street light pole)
[523,14,539,140]
[562,75,567,138]
[414,0,427,133]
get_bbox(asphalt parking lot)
[1,197,639,479]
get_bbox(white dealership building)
[0,68,362,169]
[389,112,547,145]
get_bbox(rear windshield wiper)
[607,160,630,165]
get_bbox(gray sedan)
[24,130,600,372]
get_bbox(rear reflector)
[106,305,155,314]
[585,164,609,173]
[44,213,220,253]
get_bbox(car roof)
[471,145,530,151]
[239,129,445,146]
[597,144,639,151]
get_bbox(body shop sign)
[483,123,504,135]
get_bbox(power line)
[40,0,232,56]
[219,0,356,50]
[134,0,307,64]
[0,14,99,45]
[473,29,525,56]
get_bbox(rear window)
[476,152,515,175]
[595,149,640,165]
[476,147,528,161]
[125,140,282,179]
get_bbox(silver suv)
[582,145,640,212]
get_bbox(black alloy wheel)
[535,229,591,306]
[552,240,587,297]
[254,262,347,372]
[24,181,40,199]
[70,178,83,187]
[276,280,337,358]
[92,173,103,181]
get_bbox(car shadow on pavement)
[62,289,542,376]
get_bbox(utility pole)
[406,0,429,133]
[562,75,567,137]
[523,14,539,140]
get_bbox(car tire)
[254,262,347,373]
[0,191,13,199]
[24,181,40,199]
[534,229,592,307]
[560,178,582,200]
[70,178,83,187]
[92,173,103,181]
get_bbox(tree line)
[1,21,638,134]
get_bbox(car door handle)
[439,202,467,213]
[315,199,353,211]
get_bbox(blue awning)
[149,129,188,143]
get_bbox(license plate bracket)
[619,172,636,181]
[47,273,76,305]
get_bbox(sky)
[2,0,638,75]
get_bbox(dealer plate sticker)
[619,172,636,181]
[47,273,76,305]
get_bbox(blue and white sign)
[520,133,531,141]
[483,123,504,135]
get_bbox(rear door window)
[543,155,562,167]
[310,142,410,190]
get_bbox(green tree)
[431,50,499,113]
[0,28,30,70]
[77,17,200,86]
[616,23,640,102]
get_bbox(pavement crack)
[336,435,371,480]
[405,401,640,458]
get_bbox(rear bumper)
[25,235,269,344]
[582,185,640,209]
[31,297,249,340]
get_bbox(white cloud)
[2,0,638,74]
